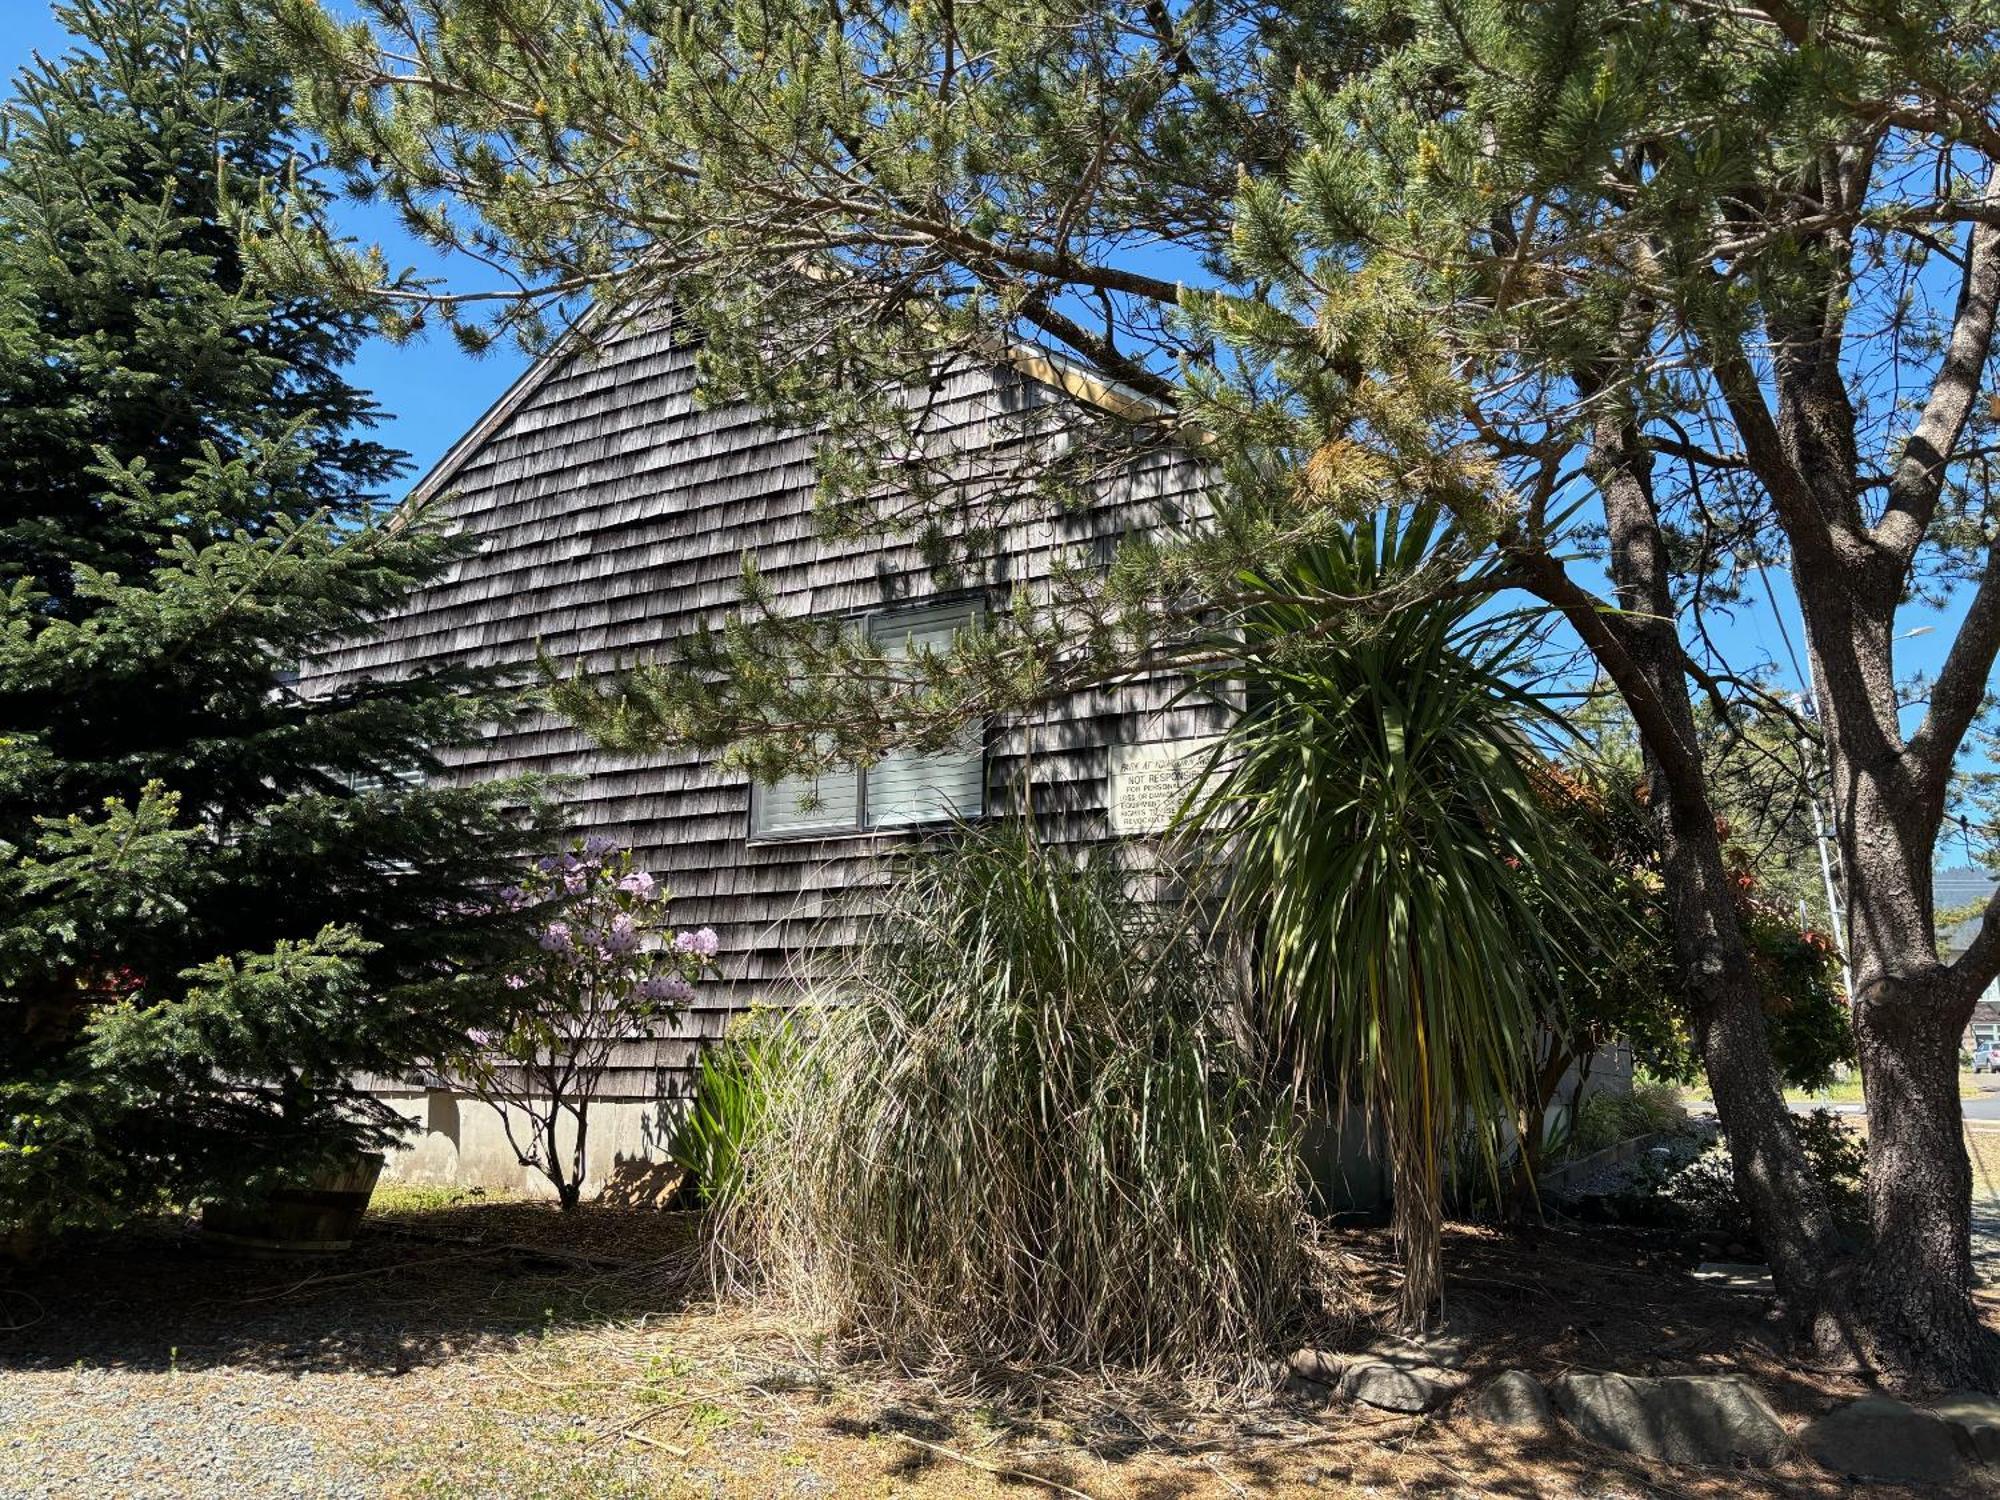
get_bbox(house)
[1937,867,2000,1055]
[303,319,1223,1193]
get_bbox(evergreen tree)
[0,0,555,1235]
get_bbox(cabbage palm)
[1186,506,1602,1324]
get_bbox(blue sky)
[4,1,1986,838]
[3,3,531,485]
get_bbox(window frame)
[745,596,990,844]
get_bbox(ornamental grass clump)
[720,822,1307,1375]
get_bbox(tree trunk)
[1562,397,1847,1320]
[1510,1038,1577,1217]
[1841,971,1993,1385]
[567,1103,590,1215]
[543,1109,579,1212]
[1651,785,1845,1306]
[1799,579,1997,1385]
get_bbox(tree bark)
[1812,660,1996,1384]
[1656,797,1843,1307]
[1843,966,1990,1385]
[1528,394,1848,1320]
[1761,198,2000,1380]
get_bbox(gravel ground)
[0,1206,695,1500]
[1551,1122,1715,1201]
[5,1177,1998,1499]
[1,1366,374,1499]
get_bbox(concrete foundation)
[373,1087,687,1203]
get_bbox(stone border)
[1536,1131,1671,1195]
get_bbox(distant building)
[1936,868,2000,1053]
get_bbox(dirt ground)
[4,1161,1997,1500]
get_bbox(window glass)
[745,601,984,838]
[749,765,863,838]
[865,605,985,828]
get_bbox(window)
[749,602,986,839]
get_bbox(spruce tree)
[0,0,554,1235]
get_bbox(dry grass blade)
[717,823,1312,1376]
[888,1431,1100,1500]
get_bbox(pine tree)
[0,0,556,1235]
[272,0,2000,1384]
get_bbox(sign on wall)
[1106,736,1224,837]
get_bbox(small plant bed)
[4,1195,1995,1497]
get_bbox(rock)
[1469,1370,1556,1435]
[1930,1391,2000,1464]
[1551,1372,1787,1468]
[1369,1331,1471,1371]
[1286,1348,1344,1386]
[1279,1372,1336,1405]
[1339,1361,1447,1413]
[1800,1396,1964,1484]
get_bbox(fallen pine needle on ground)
[0,1176,1994,1498]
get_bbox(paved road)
[1689,1078,2000,1122]
[1965,1091,2000,1123]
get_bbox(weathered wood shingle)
[307,322,1216,1096]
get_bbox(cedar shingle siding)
[304,322,1219,1098]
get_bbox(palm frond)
[1185,504,1606,1323]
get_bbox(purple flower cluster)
[466,837,719,1070]
[636,973,696,1004]
[599,914,641,955]
[672,927,720,959]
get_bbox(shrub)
[1555,1080,1688,1163]
[1616,1107,1868,1247]
[1623,1076,1690,1136]
[1564,1091,1628,1159]
[721,823,1307,1374]
[439,837,717,1210]
[673,1016,792,1210]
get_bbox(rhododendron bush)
[440,836,716,1210]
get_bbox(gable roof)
[394,309,1174,519]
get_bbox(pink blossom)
[617,869,657,897]
[672,927,720,960]
[539,921,573,952]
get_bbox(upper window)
[748,602,986,840]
